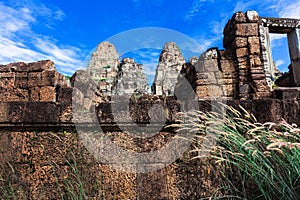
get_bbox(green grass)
[51,152,103,200]
[172,104,300,200]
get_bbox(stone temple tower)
[114,58,149,95]
[87,42,120,94]
[152,42,186,95]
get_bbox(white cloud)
[269,33,287,46]
[0,1,82,75]
[275,59,285,67]
[184,0,214,21]
[232,1,256,13]
[0,36,46,63]
[0,3,35,35]
[278,1,300,18]
[143,63,157,77]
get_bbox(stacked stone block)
[0,60,69,102]
[194,48,224,99]
[223,11,271,99]
[219,49,238,99]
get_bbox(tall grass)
[174,104,300,199]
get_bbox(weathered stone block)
[246,10,259,22]
[202,60,219,72]
[236,48,248,58]
[233,12,247,23]
[58,74,69,86]
[222,72,237,79]
[283,100,300,124]
[251,73,266,80]
[196,72,218,85]
[15,72,28,89]
[0,65,12,72]
[0,103,8,122]
[5,102,26,122]
[250,67,264,74]
[39,70,59,86]
[20,60,55,72]
[0,72,14,78]
[59,103,72,122]
[223,84,235,96]
[0,77,14,89]
[137,166,168,200]
[237,57,249,66]
[28,72,41,87]
[14,89,29,101]
[253,99,282,122]
[197,85,224,98]
[196,86,208,97]
[239,84,250,94]
[219,49,235,60]
[248,36,260,54]
[234,37,248,48]
[29,87,40,102]
[249,55,262,67]
[220,60,236,72]
[222,77,237,85]
[235,23,258,36]
[282,90,300,100]
[24,102,59,123]
[254,79,270,92]
[57,86,72,104]
[1,62,27,72]
[39,86,56,102]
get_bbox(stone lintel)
[260,17,300,33]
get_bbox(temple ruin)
[0,11,299,199]
[84,11,300,101]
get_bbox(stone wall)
[0,60,69,102]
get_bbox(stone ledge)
[0,99,299,127]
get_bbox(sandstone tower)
[152,42,186,95]
[87,42,120,94]
[114,58,149,95]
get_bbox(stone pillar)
[259,25,276,87]
[288,29,300,86]
[194,48,223,99]
[222,11,271,99]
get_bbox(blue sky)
[1,0,299,85]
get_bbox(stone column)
[288,29,300,86]
[259,25,276,87]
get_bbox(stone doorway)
[260,17,300,87]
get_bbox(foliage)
[102,65,111,69]
[173,104,300,199]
